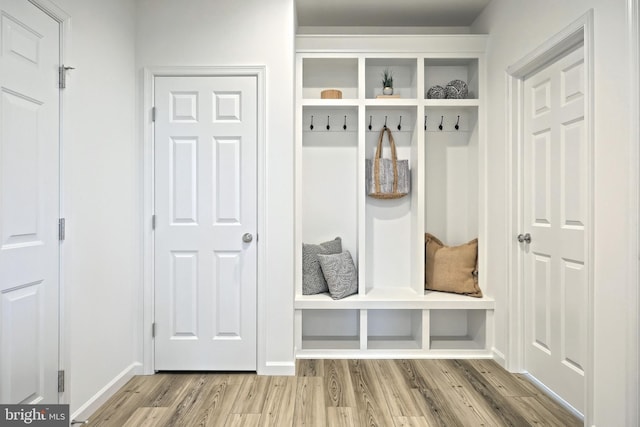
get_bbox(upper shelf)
[300,56,480,104]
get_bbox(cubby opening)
[424,106,479,246]
[367,309,422,350]
[429,309,486,350]
[424,58,479,100]
[365,58,418,99]
[364,106,418,292]
[301,106,359,284]
[301,309,360,350]
[302,58,359,99]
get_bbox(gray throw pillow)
[302,237,342,295]
[317,251,358,300]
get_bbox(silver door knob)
[517,233,532,244]
[242,233,253,243]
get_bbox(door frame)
[505,10,594,421]
[142,66,266,374]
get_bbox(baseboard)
[259,361,295,376]
[70,362,143,423]
[491,347,507,368]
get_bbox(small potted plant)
[382,69,394,95]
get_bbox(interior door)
[0,0,61,403]
[154,75,258,371]
[522,45,586,413]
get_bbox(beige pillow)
[425,233,482,298]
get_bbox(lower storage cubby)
[300,309,360,350]
[366,309,422,350]
[429,309,486,350]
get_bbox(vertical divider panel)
[423,309,431,350]
[294,310,302,351]
[360,309,368,350]
[294,54,304,297]
[357,56,367,295]
[412,58,426,294]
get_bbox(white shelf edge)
[424,99,480,107]
[301,99,360,107]
[295,289,495,310]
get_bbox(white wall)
[52,0,141,418]
[135,0,296,374]
[472,1,638,425]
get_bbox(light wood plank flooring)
[85,359,582,426]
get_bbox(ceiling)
[295,0,491,28]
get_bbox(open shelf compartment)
[429,309,486,350]
[424,58,479,100]
[303,58,359,100]
[365,58,418,100]
[366,309,422,350]
[300,309,360,350]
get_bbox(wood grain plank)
[293,376,326,427]
[323,359,358,408]
[326,407,358,427]
[296,359,324,377]
[224,413,262,427]
[258,376,297,427]
[121,407,168,427]
[509,396,582,427]
[445,359,532,426]
[199,374,245,427]
[393,416,431,427]
[397,360,465,427]
[373,360,423,417]
[230,375,272,414]
[465,359,536,397]
[347,360,395,427]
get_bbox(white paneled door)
[522,46,586,413]
[0,0,60,403]
[154,76,257,371]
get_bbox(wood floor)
[85,359,582,426]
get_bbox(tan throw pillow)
[425,233,482,298]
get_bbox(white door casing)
[0,0,60,403]
[154,75,258,371]
[522,46,586,413]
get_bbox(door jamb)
[142,66,266,374]
[505,10,594,423]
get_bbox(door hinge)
[152,322,156,338]
[58,218,66,241]
[58,370,65,393]
[58,65,75,89]
[151,106,156,122]
[152,215,156,230]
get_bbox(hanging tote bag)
[365,126,410,199]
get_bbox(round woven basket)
[321,89,342,99]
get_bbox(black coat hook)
[439,115,444,131]
[397,116,402,131]
[455,115,460,131]
[343,115,347,130]
[310,115,314,130]
[424,115,427,131]
[326,115,330,130]
[368,115,372,131]
[384,116,388,129]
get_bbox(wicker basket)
[321,89,342,99]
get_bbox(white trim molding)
[142,66,267,374]
[627,0,640,425]
[505,10,595,424]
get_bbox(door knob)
[242,233,253,243]
[517,233,532,244]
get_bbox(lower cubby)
[429,309,487,351]
[299,309,360,351]
[295,294,495,358]
[366,309,422,350]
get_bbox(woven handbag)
[365,127,410,199]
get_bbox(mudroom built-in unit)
[294,35,494,358]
